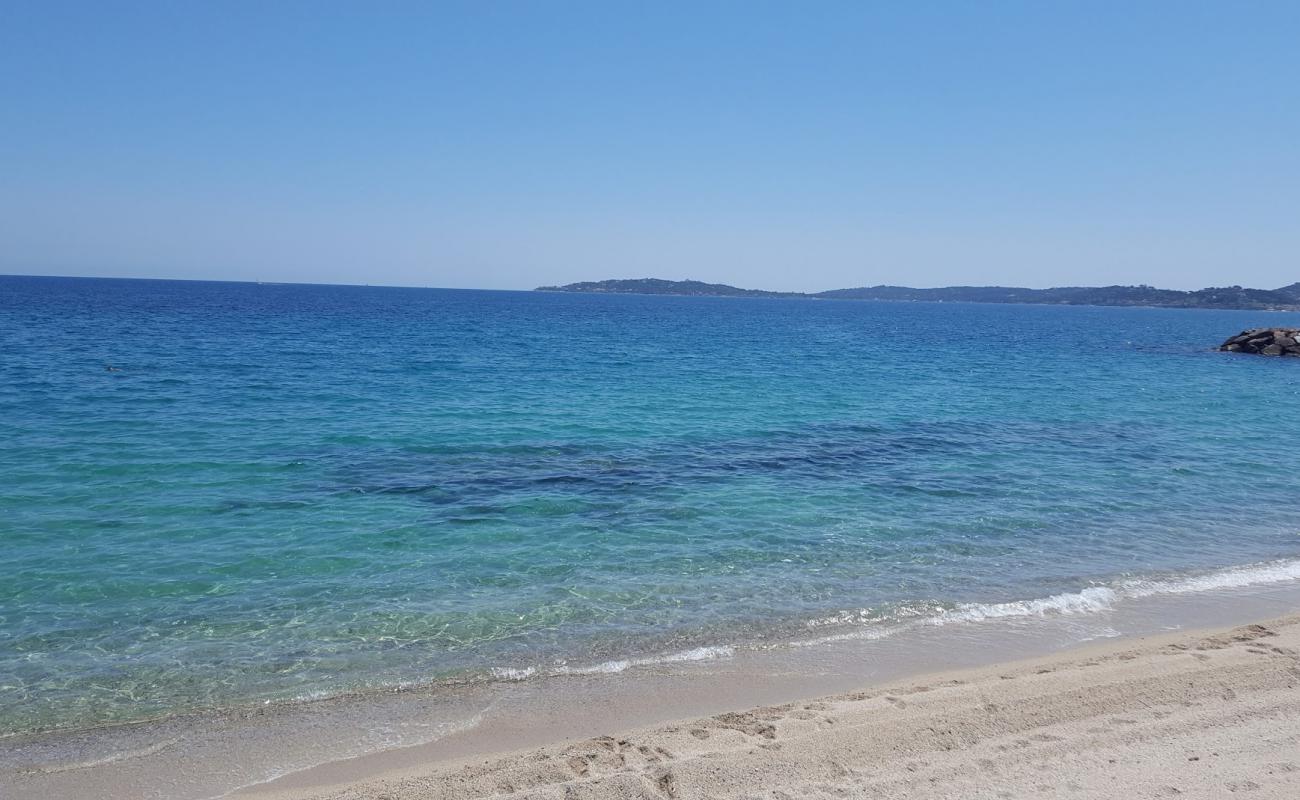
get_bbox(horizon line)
[0,271,1278,296]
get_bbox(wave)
[1119,558,1300,598]
[937,586,1120,624]
[488,645,736,682]
[550,645,736,677]
[488,558,1300,679]
[941,557,1300,626]
[23,737,182,775]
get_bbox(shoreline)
[244,613,1300,800]
[7,575,1300,799]
[8,557,1300,740]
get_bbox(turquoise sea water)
[2,275,1300,735]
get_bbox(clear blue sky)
[2,1,1297,291]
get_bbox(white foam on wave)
[788,587,1123,647]
[490,666,537,681]
[789,558,1300,648]
[932,558,1300,626]
[937,586,1120,624]
[553,645,736,676]
[1119,558,1300,599]
[484,559,1300,684]
[658,645,736,664]
[492,644,736,681]
[788,623,904,648]
[554,659,633,676]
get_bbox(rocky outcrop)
[1219,328,1300,356]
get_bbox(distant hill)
[538,278,1300,311]
[819,284,1300,309]
[1275,282,1300,301]
[535,278,802,298]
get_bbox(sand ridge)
[247,617,1300,800]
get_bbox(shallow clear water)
[2,275,1299,734]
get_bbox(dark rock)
[1219,327,1300,357]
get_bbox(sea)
[3,275,1300,759]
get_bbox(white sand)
[245,615,1300,800]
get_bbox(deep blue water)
[2,275,1299,734]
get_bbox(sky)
[1,1,1297,292]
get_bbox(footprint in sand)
[651,769,678,798]
[1226,780,1262,792]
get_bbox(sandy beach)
[240,615,1300,800]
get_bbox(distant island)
[535,278,805,298]
[537,279,1300,311]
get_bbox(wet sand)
[242,615,1300,800]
